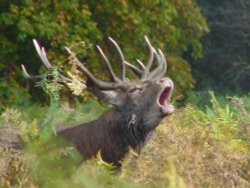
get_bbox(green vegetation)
[0,93,249,187]
[1,74,250,187]
[0,0,208,110]
[1,1,250,188]
[194,0,250,92]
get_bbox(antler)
[124,36,167,80]
[21,39,73,85]
[64,45,126,90]
[22,38,129,91]
[22,36,167,91]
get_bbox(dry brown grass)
[122,105,250,188]
[1,98,250,188]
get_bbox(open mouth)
[157,78,174,115]
[158,86,172,106]
[157,78,173,106]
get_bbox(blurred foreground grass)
[0,93,250,188]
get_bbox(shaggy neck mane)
[100,107,150,151]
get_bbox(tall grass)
[0,92,250,187]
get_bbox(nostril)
[158,79,164,84]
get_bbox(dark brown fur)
[57,80,172,167]
[21,37,174,167]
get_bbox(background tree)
[0,0,208,109]
[193,0,250,92]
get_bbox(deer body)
[58,108,146,167]
[58,100,162,166]
[22,36,174,167]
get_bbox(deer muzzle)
[157,77,174,116]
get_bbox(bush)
[194,0,250,92]
[0,1,208,107]
[0,92,250,187]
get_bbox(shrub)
[1,92,250,187]
[0,1,208,106]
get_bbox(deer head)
[21,36,174,166]
[22,36,174,131]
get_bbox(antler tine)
[96,45,120,82]
[145,50,163,80]
[124,61,143,78]
[21,64,31,79]
[108,37,125,81]
[146,49,167,80]
[158,49,167,78]
[142,36,156,79]
[21,64,47,81]
[21,64,47,89]
[33,39,52,69]
[136,59,146,70]
[65,47,125,90]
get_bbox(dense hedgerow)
[0,1,209,110]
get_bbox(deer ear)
[90,89,124,106]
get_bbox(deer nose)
[158,78,173,88]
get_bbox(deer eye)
[129,87,143,93]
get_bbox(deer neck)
[97,106,151,152]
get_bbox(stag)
[21,36,174,167]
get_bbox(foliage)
[193,0,250,92]
[0,92,250,187]
[0,78,31,113]
[0,0,208,107]
[0,0,101,106]
[124,93,250,187]
[87,0,208,96]
[35,67,63,133]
